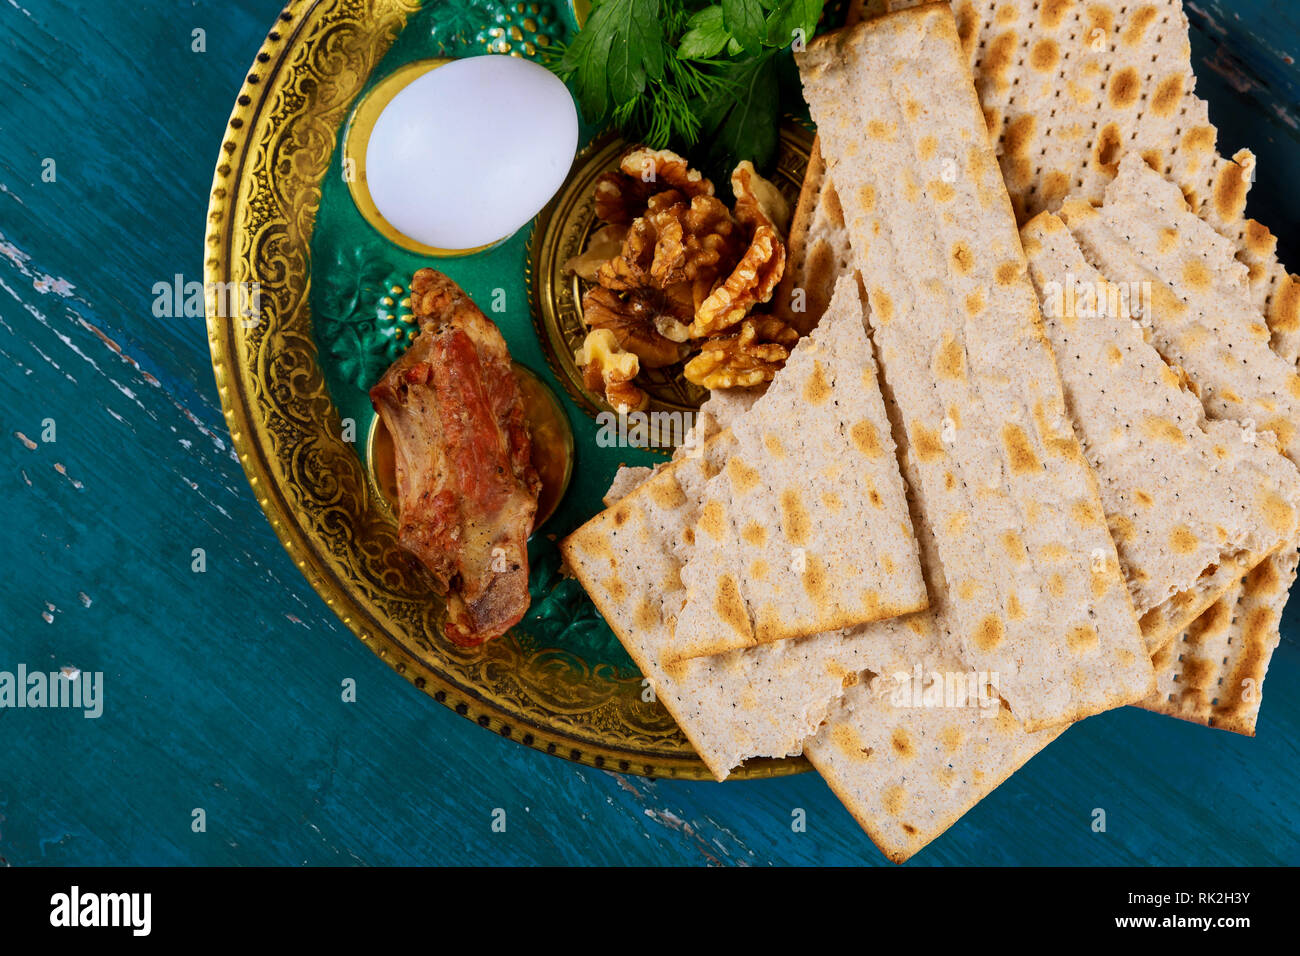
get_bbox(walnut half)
[690,223,786,337]
[683,316,798,389]
[575,328,649,414]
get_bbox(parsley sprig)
[549,0,827,179]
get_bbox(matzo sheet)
[797,2,1152,730]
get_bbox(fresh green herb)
[548,0,827,178]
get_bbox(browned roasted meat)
[369,269,541,646]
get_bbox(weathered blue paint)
[0,0,1296,866]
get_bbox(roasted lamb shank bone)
[369,269,541,646]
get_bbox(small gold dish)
[366,362,575,531]
[527,121,815,444]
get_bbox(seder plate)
[204,0,813,778]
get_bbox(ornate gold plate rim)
[201,0,809,780]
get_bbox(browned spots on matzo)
[941,724,963,753]
[1271,276,1300,334]
[935,331,967,381]
[858,184,876,213]
[1151,74,1185,117]
[851,420,883,457]
[1108,67,1141,110]
[974,614,1005,651]
[882,785,906,816]
[583,533,613,560]
[635,597,659,632]
[1086,2,1115,35]
[1214,162,1249,221]
[802,552,828,603]
[1121,5,1159,47]
[929,180,956,202]
[1068,624,1099,654]
[1096,123,1123,174]
[912,421,945,463]
[1002,422,1040,473]
[726,456,761,493]
[1042,0,1075,29]
[984,31,1019,93]
[742,520,767,547]
[1091,566,1113,599]
[951,241,975,275]
[1029,38,1059,72]
[803,360,832,406]
[604,574,628,604]
[891,728,915,759]
[868,119,896,141]
[1143,416,1186,444]
[871,287,894,323]
[764,433,785,458]
[1182,260,1212,291]
[1246,555,1281,593]
[1003,114,1036,166]
[829,723,865,759]
[780,487,811,546]
[1260,491,1295,534]
[1072,498,1104,527]
[648,474,687,510]
[1184,598,1230,645]
[1002,530,1029,563]
[715,574,751,639]
[1170,524,1199,555]
[699,499,727,541]
[1007,591,1025,619]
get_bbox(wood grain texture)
[0,0,1296,866]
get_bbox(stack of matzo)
[562,0,1299,862]
[564,277,929,779]
[794,0,1300,738]
[1021,207,1300,655]
[665,289,929,661]
[866,0,1300,736]
[1033,155,1300,734]
[878,0,1298,355]
[797,2,1153,730]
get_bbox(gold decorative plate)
[203,0,811,778]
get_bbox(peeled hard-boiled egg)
[366,55,579,251]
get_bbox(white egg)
[365,55,579,251]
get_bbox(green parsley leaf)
[765,0,823,48]
[558,0,664,122]
[696,49,781,175]
[722,0,766,54]
[678,6,729,60]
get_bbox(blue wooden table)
[0,0,1297,867]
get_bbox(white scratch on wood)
[52,462,84,490]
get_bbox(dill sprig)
[547,0,826,175]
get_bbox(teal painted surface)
[0,0,1297,866]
